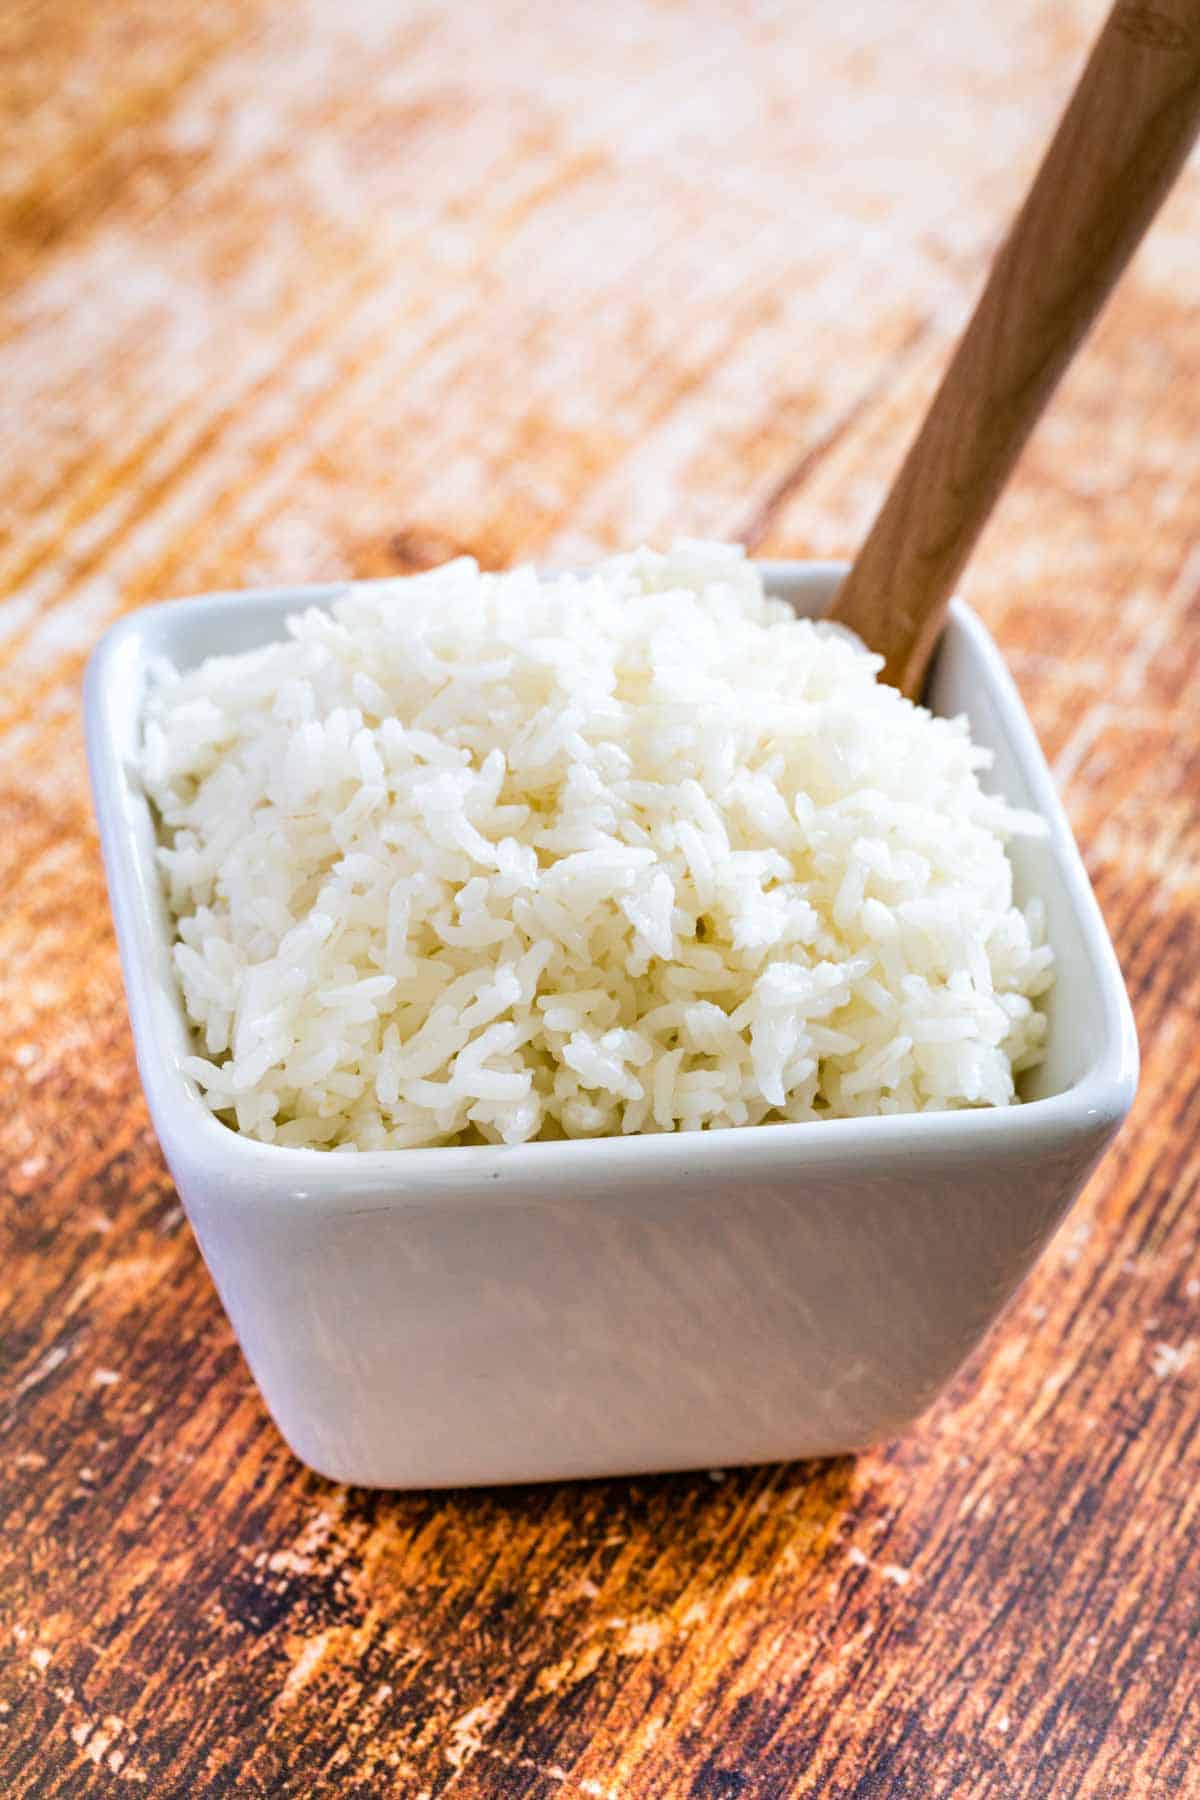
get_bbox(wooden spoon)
[828,0,1200,697]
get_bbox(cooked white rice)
[141,542,1052,1149]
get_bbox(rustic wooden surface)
[1,0,1198,1794]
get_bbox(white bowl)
[85,564,1138,1488]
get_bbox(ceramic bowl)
[84,563,1138,1488]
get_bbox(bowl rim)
[84,560,1139,1204]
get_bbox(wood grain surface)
[1,1,1198,1795]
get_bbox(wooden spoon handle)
[829,0,1200,697]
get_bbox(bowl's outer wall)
[182,1123,1116,1486]
[86,565,1137,1486]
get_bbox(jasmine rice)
[141,543,1052,1149]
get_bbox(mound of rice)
[142,542,1052,1149]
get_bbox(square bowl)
[85,563,1138,1488]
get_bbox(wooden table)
[2,1,1198,1793]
